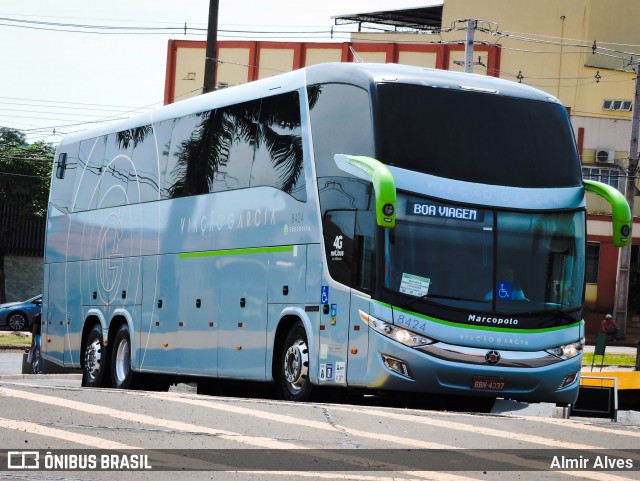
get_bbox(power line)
[3,14,639,142]
[11,87,202,138]
[0,96,156,110]
[491,27,640,51]
[0,108,142,118]
[0,15,359,38]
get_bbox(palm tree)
[168,90,313,199]
[116,126,153,149]
[114,86,323,201]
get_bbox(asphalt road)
[1,323,639,480]
[0,364,639,480]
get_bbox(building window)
[585,242,600,284]
[602,99,633,111]
[582,166,624,192]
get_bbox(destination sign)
[406,201,485,222]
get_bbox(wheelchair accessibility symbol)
[497,282,513,300]
[321,286,329,305]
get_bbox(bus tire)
[279,321,312,402]
[111,324,134,389]
[82,324,107,388]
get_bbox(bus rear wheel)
[111,324,133,389]
[110,324,170,391]
[82,324,106,387]
[279,322,312,401]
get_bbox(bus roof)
[58,62,559,147]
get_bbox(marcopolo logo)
[468,314,519,326]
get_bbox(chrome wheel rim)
[84,338,102,381]
[284,338,309,393]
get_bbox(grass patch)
[582,352,637,366]
[0,333,31,348]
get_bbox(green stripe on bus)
[179,245,294,258]
[369,300,583,333]
[392,306,583,333]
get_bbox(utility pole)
[613,66,640,338]
[464,20,477,74]
[203,0,219,94]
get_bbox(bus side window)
[99,132,132,208]
[251,91,306,201]
[323,210,356,287]
[165,113,210,198]
[74,137,106,211]
[355,210,375,293]
[211,101,259,192]
[129,121,173,204]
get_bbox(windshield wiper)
[535,308,580,324]
[404,293,486,310]
[501,308,580,326]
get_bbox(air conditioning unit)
[595,148,615,163]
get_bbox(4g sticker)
[330,235,344,260]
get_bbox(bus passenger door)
[319,210,356,387]
[347,295,370,387]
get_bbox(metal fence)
[0,203,45,256]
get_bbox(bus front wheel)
[82,324,106,387]
[279,322,312,401]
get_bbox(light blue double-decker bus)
[43,63,631,406]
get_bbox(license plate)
[471,376,507,391]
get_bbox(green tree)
[0,127,27,146]
[0,128,54,302]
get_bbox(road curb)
[0,373,82,381]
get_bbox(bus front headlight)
[359,310,433,347]
[546,337,584,360]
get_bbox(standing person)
[30,312,43,374]
[601,314,619,341]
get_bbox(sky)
[0,0,432,145]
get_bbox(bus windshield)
[383,194,585,315]
[374,83,582,188]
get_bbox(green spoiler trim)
[584,179,632,247]
[334,154,397,228]
[179,245,293,259]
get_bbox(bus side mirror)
[334,154,396,228]
[584,179,632,247]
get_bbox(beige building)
[165,1,639,208]
[163,0,640,323]
[164,39,501,102]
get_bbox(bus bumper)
[365,331,581,404]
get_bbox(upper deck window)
[163,91,306,202]
[374,83,582,188]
